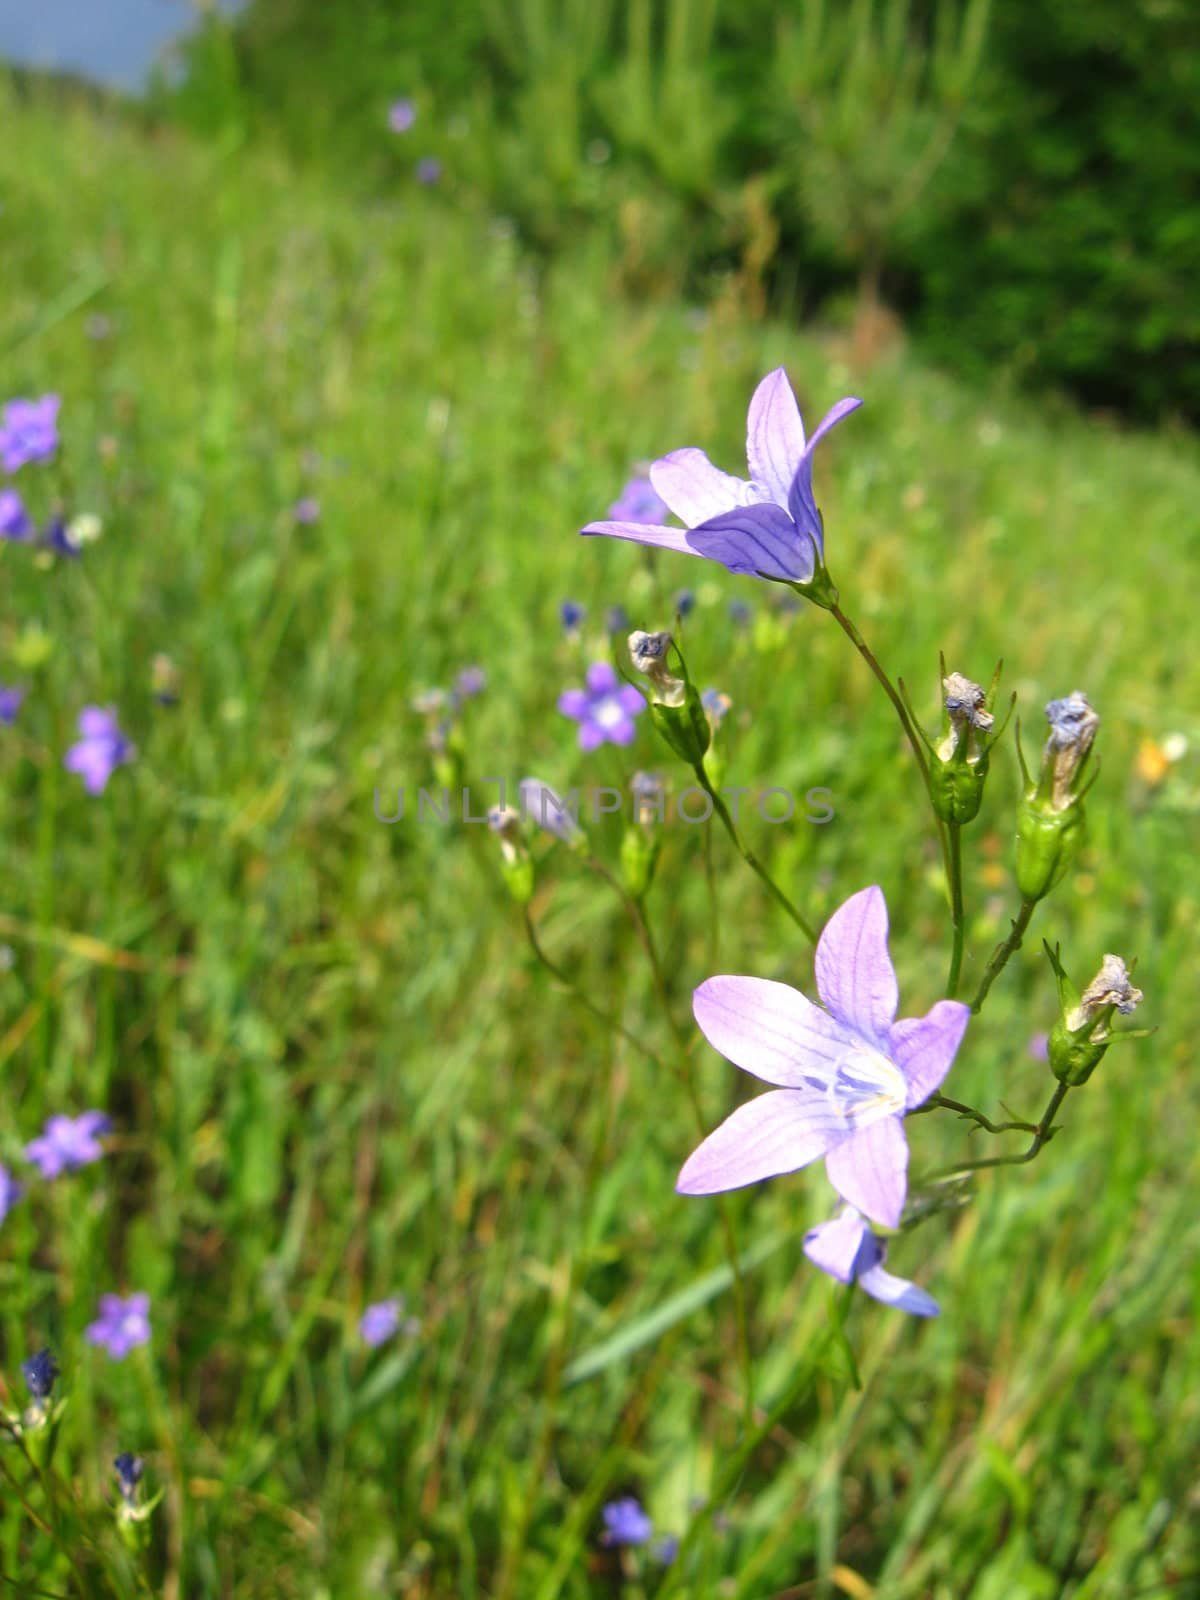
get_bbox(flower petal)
[676,1088,852,1195]
[557,690,589,719]
[824,1114,908,1228]
[617,684,645,714]
[802,1207,874,1283]
[649,447,748,526]
[586,661,618,695]
[857,1259,939,1317]
[581,519,699,558]
[814,885,898,1044]
[693,975,859,1089]
[686,504,815,582]
[787,397,862,551]
[745,368,806,509]
[890,1000,971,1109]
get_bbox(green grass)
[1,76,1198,1598]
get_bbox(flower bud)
[700,689,732,789]
[919,663,1007,825]
[1044,944,1145,1086]
[487,806,534,904]
[630,632,711,767]
[1015,692,1099,902]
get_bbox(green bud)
[488,806,534,905]
[915,662,1009,826]
[1014,692,1099,903]
[620,826,660,900]
[1044,944,1144,1086]
[628,630,711,766]
[649,688,711,767]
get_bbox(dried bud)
[1045,944,1146,1086]
[628,630,685,707]
[1067,954,1143,1031]
[921,662,1006,825]
[1016,691,1099,902]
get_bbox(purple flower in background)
[803,1206,939,1317]
[0,488,34,541]
[359,1298,402,1347]
[24,1111,112,1178]
[293,496,320,524]
[21,1348,59,1400]
[0,685,25,725]
[113,1453,144,1503]
[42,516,81,558]
[388,98,416,133]
[583,368,861,584]
[673,588,695,618]
[1028,1031,1049,1061]
[519,776,583,843]
[0,395,61,472]
[64,707,135,794]
[677,886,970,1227]
[602,1497,653,1547]
[605,604,630,634]
[729,598,751,627]
[558,662,644,751]
[86,1294,151,1360]
[454,665,487,700]
[416,157,442,185]
[0,1164,22,1223]
[608,474,668,525]
[652,1535,679,1566]
[560,599,586,631]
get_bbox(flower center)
[832,1040,907,1122]
[592,695,626,730]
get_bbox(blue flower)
[558,663,644,750]
[0,395,60,473]
[602,1497,653,1547]
[560,600,586,631]
[0,488,34,541]
[21,1348,59,1401]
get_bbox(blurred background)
[1,3,1198,1597]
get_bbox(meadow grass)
[1,78,1198,1598]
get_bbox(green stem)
[971,899,1037,1014]
[693,770,817,944]
[924,1082,1070,1183]
[522,910,662,1070]
[914,1091,1038,1136]
[946,822,965,997]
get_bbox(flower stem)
[916,1091,1038,1136]
[924,1082,1070,1183]
[692,767,817,944]
[946,822,966,998]
[522,909,662,1070]
[971,898,1037,1014]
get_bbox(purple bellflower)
[0,395,60,472]
[608,474,668,525]
[558,662,644,751]
[519,776,583,843]
[359,1295,420,1346]
[677,886,970,1228]
[85,1293,151,1360]
[0,685,26,725]
[64,707,135,794]
[24,1111,112,1178]
[582,368,861,586]
[21,1348,59,1400]
[0,1164,23,1223]
[602,1497,653,1547]
[0,488,34,541]
[388,98,416,133]
[803,1206,938,1316]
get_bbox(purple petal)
[557,689,589,719]
[578,722,606,752]
[78,707,118,739]
[824,1114,908,1228]
[649,448,748,527]
[814,886,898,1046]
[686,504,815,582]
[745,368,807,509]
[586,661,618,695]
[617,684,645,715]
[610,718,638,745]
[693,975,858,1089]
[890,1001,971,1109]
[802,1208,873,1283]
[676,1088,852,1195]
[857,1259,939,1317]
[581,519,699,558]
[787,397,862,551]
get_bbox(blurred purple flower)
[602,1497,653,1546]
[86,1294,151,1360]
[42,516,81,558]
[519,776,582,843]
[0,685,25,725]
[678,886,970,1227]
[359,1295,420,1347]
[24,1111,112,1178]
[560,599,585,631]
[0,1164,22,1224]
[0,395,61,473]
[21,1348,58,1400]
[803,1206,938,1316]
[605,604,630,634]
[1028,1031,1049,1061]
[0,488,34,541]
[113,1453,144,1503]
[583,368,860,583]
[454,666,487,699]
[673,588,695,618]
[293,497,320,524]
[64,707,135,795]
[729,598,751,627]
[558,662,644,751]
[388,98,417,133]
[416,158,442,185]
[608,474,668,525]
[652,1534,679,1566]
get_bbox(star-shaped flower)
[582,368,860,584]
[558,662,644,750]
[677,886,969,1227]
[85,1293,151,1360]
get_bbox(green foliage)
[1,74,1199,1596]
